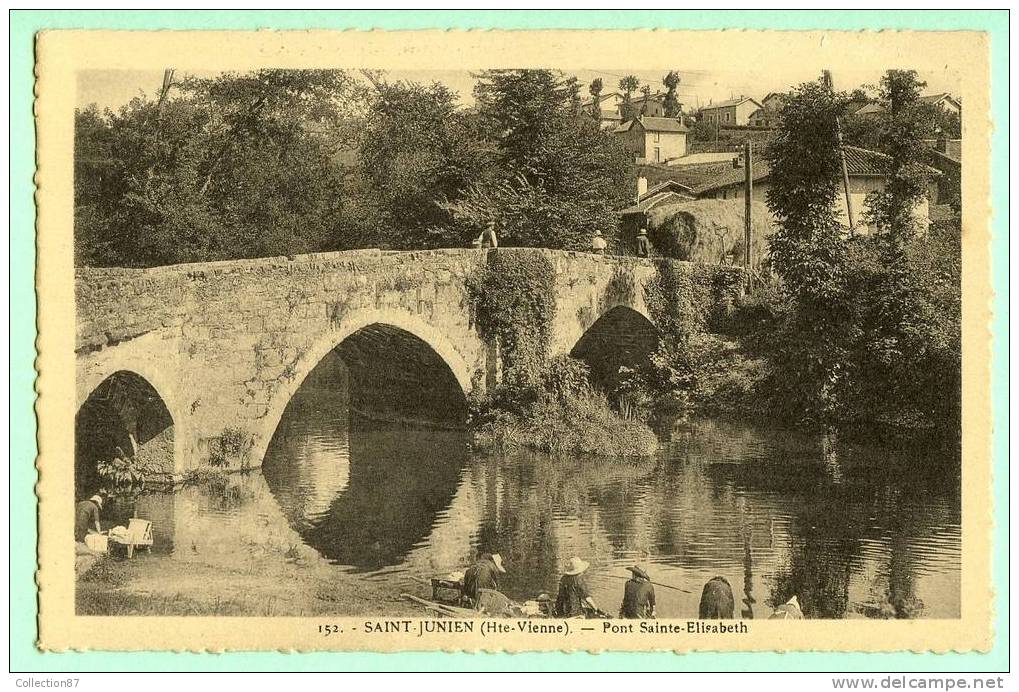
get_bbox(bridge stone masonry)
[75,248,743,482]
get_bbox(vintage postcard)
[35,27,993,653]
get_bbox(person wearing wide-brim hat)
[462,552,507,609]
[636,227,651,258]
[619,565,657,619]
[555,557,600,617]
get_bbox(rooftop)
[920,93,960,107]
[692,145,940,195]
[614,116,689,134]
[700,96,764,111]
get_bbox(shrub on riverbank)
[470,356,659,458]
[473,390,659,458]
[648,225,962,431]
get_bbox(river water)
[251,384,961,620]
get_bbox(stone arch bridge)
[76,248,742,482]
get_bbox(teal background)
[10,9,1008,672]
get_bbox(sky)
[77,67,961,113]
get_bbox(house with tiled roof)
[850,102,888,118]
[613,116,689,163]
[580,91,625,129]
[694,145,941,233]
[919,93,962,116]
[619,179,696,216]
[761,92,787,112]
[582,91,674,129]
[698,96,765,127]
[926,138,961,206]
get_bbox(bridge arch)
[252,308,474,466]
[75,369,177,495]
[569,304,662,392]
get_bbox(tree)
[764,78,852,421]
[864,69,938,241]
[760,74,961,430]
[74,70,358,267]
[618,75,640,122]
[689,115,717,142]
[639,84,652,116]
[445,69,633,250]
[881,69,924,116]
[566,77,582,117]
[588,78,604,122]
[766,79,849,300]
[353,78,493,249]
[662,71,682,117]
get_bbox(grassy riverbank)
[77,553,421,617]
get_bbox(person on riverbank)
[699,576,735,618]
[619,565,656,619]
[462,552,506,609]
[769,595,804,619]
[555,556,601,617]
[636,228,651,258]
[74,490,107,544]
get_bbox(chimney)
[636,176,649,201]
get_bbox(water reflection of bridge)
[128,414,959,618]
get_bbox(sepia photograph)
[31,26,995,654]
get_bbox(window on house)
[654,147,661,162]
[654,131,661,142]
[725,112,731,122]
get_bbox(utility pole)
[157,69,175,116]
[744,140,753,291]
[823,70,856,234]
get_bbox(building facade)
[698,97,765,127]
[582,92,672,129]
[692,146,941,234]
[920,93,962,116]
[613,117,689,163]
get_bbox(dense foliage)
[75,70,356,267]
[75,68,633,266]
[472,355,659,458]
[750,74,961,429]
[444,70,633,250]
[347,78,493,250]
[466,250,557,390]
[864,70,941,241]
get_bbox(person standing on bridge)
[636,227,651,258]
[480,221,498,249]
